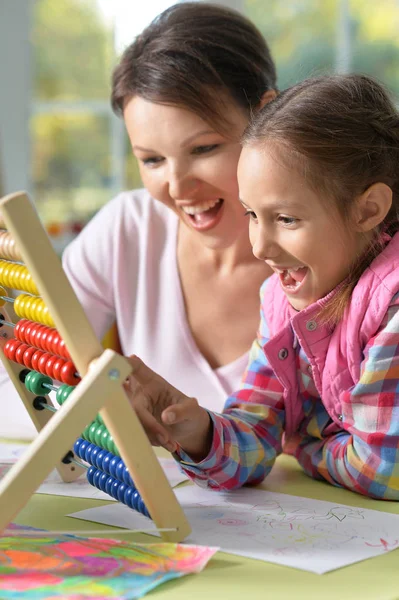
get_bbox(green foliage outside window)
[32,0,399,228]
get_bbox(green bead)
[109,438,119,457]
[81,424,92,441]
[56,384,74,405]
[100,428,111,451]
[93,424,105,447]
[87,422,98,444]
[24,371,34,393]
[25,371,52,395]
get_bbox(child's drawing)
[68,486,399,574]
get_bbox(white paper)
[69,486,399,574]
[35,457,188,500]
[0,442,28,463]
[0,454,188,500]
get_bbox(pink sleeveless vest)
[261,232,399,436]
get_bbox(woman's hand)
[124,355,213,461]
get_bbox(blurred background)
[0,0,399,250]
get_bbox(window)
[31,0,175,234]
[27,0,399,236]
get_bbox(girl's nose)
[252,231,280,262]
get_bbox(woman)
[1,2,276,437]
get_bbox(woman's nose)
[168,165,200,199]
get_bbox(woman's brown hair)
[243,74,399,323]
[111,2,276,133]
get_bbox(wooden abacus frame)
[0,191,191,542]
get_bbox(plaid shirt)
[178,290,399,500]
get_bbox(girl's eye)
[244,209,257,221]
[141,156,164,167]
[192,144,219,155]
[278,215,298,226]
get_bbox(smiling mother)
[60,2,276,414]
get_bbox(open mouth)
[181,198,224,230]
[278,266,308,293]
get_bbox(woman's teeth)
[181,198,222,215]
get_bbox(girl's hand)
[124,355,212,460]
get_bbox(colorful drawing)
[0,523,217,599]
[69,487,399,574]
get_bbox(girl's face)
[238,145,365,310]
[124,96,249,249]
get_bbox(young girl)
[126,73,399,500]
[0,2,276,438]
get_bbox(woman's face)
[124,96,249,249]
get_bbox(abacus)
[0,191,191,542]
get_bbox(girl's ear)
[353,182,392,232]
[258,89,278,110]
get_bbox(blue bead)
[117,482,126,503]
[85,443,96,464]
[99,472,108,492]
[105,475,114,496]
[79,439,90,460]
[124,486,134,509]
[109,456,119,478]
[96,449,107,470]
[90,445,101,468]
[73,438,83,455]
[93,469,102,489]
[102,452,112,475]
[123,466,134,487]
[111,480,120,501]
[87,466,96,485]
[116,460,125,483]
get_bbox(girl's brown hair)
[243,74,399,323]
[111,2,276,133]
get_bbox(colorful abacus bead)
[14,319,71,360]
[86,466,149,517]
[3,339,80,385]
[24,370,52,395]
[14,294,55,327]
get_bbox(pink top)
[0,189,249,439]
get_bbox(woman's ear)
[258,89,278,110]
[353,182,392,232]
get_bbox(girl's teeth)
[182,199,221,215]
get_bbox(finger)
[134,405,172,447]
[161,397,199,425]
[126,355,158,385]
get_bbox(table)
[12,453,399,600]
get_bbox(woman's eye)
[141,156,164,166]
[244,210,257,221]
[278,215,298,226]
[192,144,219,155]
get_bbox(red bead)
[14,319,27,343]
[22,346,37,369]
[33,325,46,350]
[39,329,50,353]
[4,339,20,361]
[24,321,37,346]
[52,357,65,382]
[45,354,58,378]
[45,329,56,354]
[56,338,69,360]
[60,361,80,386]
[14,343,29,365]
[38,352,51,376]
[31,350,43,372]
